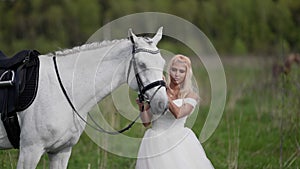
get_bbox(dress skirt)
[135,126,214,169]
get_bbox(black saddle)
[0,50,40,149]
[0,51,37,69]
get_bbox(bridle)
[127,41,166,110]
[52,39,166,135]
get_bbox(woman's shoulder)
[185,92,199,101]
[183,92,199,107]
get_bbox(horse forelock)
[143,37,153,44]
[48,39,128,57]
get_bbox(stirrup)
[0,70,15,87]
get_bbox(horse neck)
[56,39,132,113]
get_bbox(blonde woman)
[136,55,214,169]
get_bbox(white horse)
[0,27,168,168]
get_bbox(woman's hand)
[166,86,178,100]
[136,98,152,127]
[135,98,150,112]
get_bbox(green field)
[1,56,299,169]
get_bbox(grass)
[0,56,299,168]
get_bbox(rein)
[52,41,166,135]
[53,56,136,134]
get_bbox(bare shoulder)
[186,92,199,102]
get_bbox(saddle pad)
[17,56,39,111]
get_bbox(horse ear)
[128,28,138,43]
[152,27,163,45]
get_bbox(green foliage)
[1,0,300,55]
[0,0,101,55]
[232,38,247,55]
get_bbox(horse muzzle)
[149,88,168,115]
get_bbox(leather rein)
[52,41,166,135]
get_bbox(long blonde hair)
[167,54,193,98]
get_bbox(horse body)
[0,28,167,168]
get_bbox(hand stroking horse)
[0,27,168,169]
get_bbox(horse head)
[127,27,168,115]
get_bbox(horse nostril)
[151,100,168,115]
[158,101,166,110]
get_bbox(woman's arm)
[136,99,152,127]
[140,110,152,127]
[168,92,199,119]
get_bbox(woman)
[135,54,214,169]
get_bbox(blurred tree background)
[1,0,300,168]
[0,0,299,56]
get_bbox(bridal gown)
[136,98,214,169]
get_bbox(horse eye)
[139,62,147,69]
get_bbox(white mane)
[48,39,128,57]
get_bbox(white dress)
[136,98,214,169]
